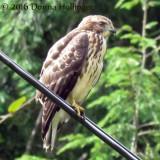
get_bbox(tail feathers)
[43,115,60,151]
[42,109,70,151]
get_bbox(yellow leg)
[72,99,85,119]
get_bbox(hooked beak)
[109,28,116,35]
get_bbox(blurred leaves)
[15,155,50,160]
[57,134,96,155]
[0,0,160,160]
[8,97,26,113]
[145,21,158,29]
[115,0,140,10]
[148,0,160,7]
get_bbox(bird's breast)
[67,33,107,105]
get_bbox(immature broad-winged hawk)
[36,15,116,150]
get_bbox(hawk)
[35,15,116,150]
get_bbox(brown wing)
[36,32,89,139]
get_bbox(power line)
[0,50,141,160]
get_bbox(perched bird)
[35,15,116,150]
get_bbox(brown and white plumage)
[35,15,115,150]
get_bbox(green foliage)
[15,154,52,160]
[148,0,160,7]
[115,0,140,10]
[145,21,158,29]
[0,0,160,160]
[8,97,26,113]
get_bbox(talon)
[72,99,86,119]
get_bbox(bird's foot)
[72,99,85,119]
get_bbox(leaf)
[57,134,96,155]
[139,37,156,49]
[141,69,152,75]
[152,66,160,74]
[0,23,12,38]
[145,21,158,29]
[115,0,139,10]
[115,0,125,8]
[15,155,48,160]
[121,0,139,10]
[8,97,26,113]
[126,58,139,66]
[87,96,107,109]
[130,34,142,44]
[120,33,134,39]
[122,25,133,31]
[149,1,160,7]
[98,106,119,127]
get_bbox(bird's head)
[78,15,116,39]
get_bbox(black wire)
[0,50,141,160]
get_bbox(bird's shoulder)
[42,30,90,70]
[38,29,90,86]
[47,29,89,58]
[35,29,90,101]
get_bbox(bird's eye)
[98,22,106,28]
